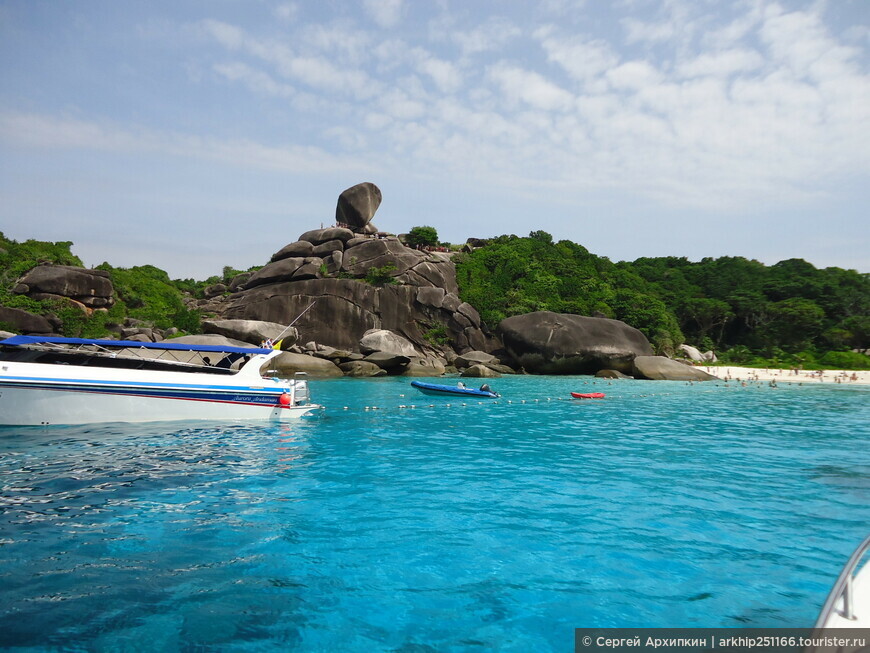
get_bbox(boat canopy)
[0,335,274,356]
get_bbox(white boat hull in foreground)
[815,534,870,629]
[0,337,321,426]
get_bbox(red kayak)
[571,392,605,399]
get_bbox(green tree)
[406,226,439,249]
[760,298,826,352]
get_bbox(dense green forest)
[454,231,870,369]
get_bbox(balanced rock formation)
[498,311,654,375]
[632,356,720,381]
[224,200,493,360]
[336,182,382,232]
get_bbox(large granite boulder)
[402,357,447,377]
[223,277,491,354]
[264,352,343,378]
[359,329,417,357]
[455,350,498,368]
[461,364,501,378]
[299,227,354,246]
[14,265,114,308]
[271,240,314,262]
[595,369,633,379]
[362,351,411,371]
[0,306,56,335]
[245,258,307,288]
[342,238,424,278]
[632,356,720,381]
[498,311,654,374]
[339,360,387,377]
[202,319,297,348]
[225,279,380,350]
[336,182,382,231]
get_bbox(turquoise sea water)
[1,376,868,651]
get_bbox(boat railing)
[814,534,870,628]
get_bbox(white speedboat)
[815,534,870,628]
[0,335,321,426]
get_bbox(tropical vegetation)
[2,230,868,370]
[454,232,869,369]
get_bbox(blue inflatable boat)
[410,380,500,398]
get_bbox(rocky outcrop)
[632,356,720,381]
[461,364,501,378]
[0,306,57,335]
[359,329,416,357]
[13,265,114,309]
[265,352,344,378]
[595,369,633,379]
[202,319,297,348]
[271,240,314,262]
[454,350,498,368]
[339,360,387,377]
[677,344,717,363]
[215,183,494,370]
[402,358,447,377]
[498,311,654,375]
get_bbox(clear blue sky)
[1,0,867,279]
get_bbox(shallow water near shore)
[1,376,868,651]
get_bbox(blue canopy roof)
[0,335,274,356]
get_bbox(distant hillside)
[454,231,869,369]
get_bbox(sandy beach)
[702,365,870,386]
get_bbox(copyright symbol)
[583,636,592,646]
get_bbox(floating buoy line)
[325,393,674,414]
[320,382,783,415]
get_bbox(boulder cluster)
[1,265,116,336]
[0,182,722,382]
[218,182,495,362]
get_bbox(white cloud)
[0,112,371,175]
[606,60,663,90]
[213,62,294,97]
[488,63,574,111]
[363,0,404,29]
[378,88,426,120]
[536,28,619,83]
[200,18,245,50]
[200,19,380,100]
[274,3,298,22]
[417,55,462,93]
[675,48,764,78]
[622,16,678,45]
[443,17,522,56]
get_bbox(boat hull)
[571,392,605,399]
[410,381,499,398]
[0,361,320,426]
